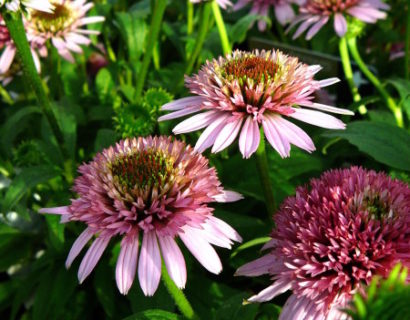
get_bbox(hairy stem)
[161,262,199,320]
[211,0,231,55]
[134,0,167,102]
[339,37,367,115]
[347,36,403,128]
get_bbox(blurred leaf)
[53,103,77,159]
[214,292,259,320]
[230,15,263,45]
[122,310,181,320]
[45,214,65,251]
[0,281,14,311]
[2,165,61,211]
[0,234,31,271]
[94,129,117,152]
[96,68,115,104]
[386,78,410,119]
[324,121,410,171]
[94,257,117,318]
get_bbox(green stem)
[347,36,403,128]
[184,2,212,77]
[161,262,198,320]
[134,0,167,102]
[3,11,68,158]
[211,0,231,55]
[187,0,194,35]
[405,6,410,80]
[255,135,276,216]
[0,84,13,104]
[338,37,367,115]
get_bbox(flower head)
[234,0,303,31]
[236,166,410,319]
[0,0,54,13]
[159,49,353,159]
[288,0,389,39]
[190,0,233,9]
[26,0,104,62]
[40,136,242,295]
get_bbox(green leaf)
[2,165,61,211]
[231,237,271,258]
[214,292,259,320]
[324,121,410,171]
[230,15,270,45]
[386,78,410,119]
[95,68,115,104]
[45,214,65,251]
[94,129,117,152]
[53,103,77,159]
[122,310,181,320]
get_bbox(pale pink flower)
[1,0,54,13]
[234,0,304,31]
[236,166,410,320]
[288,0,390,40]
[40,136,242,295]
[159,50,353,159]
[26,0,104,62]
[190,0,233,9]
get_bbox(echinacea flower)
[288,0,389,40]
[190,0,233,9]
[40,136,242,295]
[236,166,410,320]
[26,0,104,62]
[234,0,303,31]
[0,15,44,75]
[159,49,353,159]
[0,0,54,13]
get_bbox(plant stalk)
[134,0,167,102]
[339,37,366,115]
[347,36,403,128]
[255,135,276,216]
[211,0,231,55]
[161,262,198,320]
[405,6,410,80]
[187,0,194,35]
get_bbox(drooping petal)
[207,216,242,243]
[247,280,292,302]
[334,13,347,37]
[138,231,161,296]
[306,16,329,40]
[212,116,244,153]
[239,116,261,159]
[262,115,291,158]
[235,254,277,277]
[173,111,221,134]
[39,206,70,215]
[66,227,95,268]
[299,102,354,115]
[289,108,346,129]
[194,114,229,153]
[213,190,243,203]
[158,236,187,289]
[161,96,205,111]
[116,233,139,295]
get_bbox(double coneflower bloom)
[41,136,242,295]
[236,167,410,319]
[159,49,353,159]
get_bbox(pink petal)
[194,114,229,153]
[212,116,244,153]
[0,46,16,74]
[306,16,329,40]
[161,96,205,111]
[292,16,321,39]
[116,234,139,295]
[207,216,242,243]
[157,105,201,121]
[78,235,111,283]
[66,227,95,268]
[199,222,234,249]
[299,102,354,115]
[172,110,220,134]
[179,226,222,274]
[213,190,243,203]
[235,254,277,276]
[334,13,347,37]
[239,116,260,159]
[39,206,70,215]
[289,108,346,129]
[318,77,340,88]
[275,4,295,25]
[158,236,187,289]
[138,231,161,296]
[262,115,291,158]
[247,279,291,302]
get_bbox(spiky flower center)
[110,150,175,192]
[222,56,278,84]
[308,0,359,13]
[364,195,392,220]
[31,2,76,34]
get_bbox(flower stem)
[134,0,167,102]
[3,11,68,158]
[184,2,212,77]
[161,262,198,320]
[187,0,194,35]
[338,37,367,115]
[347,36,404,128]
[405,7,410,80]
[255,135,276,216]
[211,0,231,55]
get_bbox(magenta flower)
[159,50,353,159]
[236,167,410,319]
[40,136,242,295]
[234,0,303,31]
[190,0,233,9]
[288,0,390,40]
[26,0,104,62]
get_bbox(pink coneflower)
[288,0,389,40]
[190,0,233,9]
[234,0,303,31]
[26,0,104,62]
[0,15,44,75]
[0,0,54,13]
[40,136,242,295]
[159,50,353,159]
[236,166,410,320]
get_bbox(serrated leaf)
[324,121,410,171]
